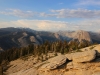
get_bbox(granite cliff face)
[74,30,92,42]
[57,30,92,43]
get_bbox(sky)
[0,0,100,32]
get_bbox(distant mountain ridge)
[57,30,92,43]
[0,27,100,50]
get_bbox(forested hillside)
[0,40,94,64]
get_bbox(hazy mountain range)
[0,27,100,50]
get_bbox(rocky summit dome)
[74,30,92,42]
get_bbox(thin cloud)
[0,19,100,31]
[75,19,100,31]
[0,20,69,31]
[59,3,63,5]
[76,0,100,6]
[1,9,100,19]
[0,9,37,18]
[42,9,100,18]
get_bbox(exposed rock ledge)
[65,50,96,62]
[39,50,96,72]
[40,55,67,70]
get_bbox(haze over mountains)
[0,27,100,50]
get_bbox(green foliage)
[64,48,69,53]
[76,49,83,52]
[0,40,93,65]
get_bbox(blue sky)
[0,0,100,31]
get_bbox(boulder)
[72,50,96,62]
[65,50,96,63]
[40,55,67,70]
[40,63,57,70]
[48,55,67,66]
[65,54,72,60]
